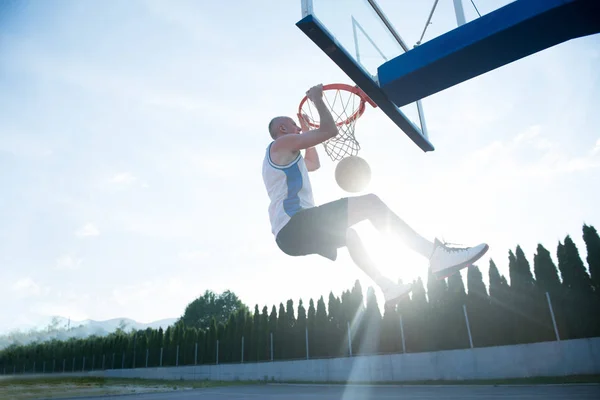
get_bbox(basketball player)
[262,84,489,306]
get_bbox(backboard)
[297,0,436,152]
[296,0,600,153]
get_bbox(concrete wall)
[104,337,600,382]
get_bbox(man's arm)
[304,146,320,171]
[298,113,321,172]
[272,84,337,153]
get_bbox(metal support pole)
[145,349,149,368]
[305,327,309,360]
[347,321,353,357]
[453,0,467,26]
[241,336,245,363]
[176,345,179,367]
[546,291,560,341]
[216,340,219,364]
[463,304,474,348]
[195,342,198,365]
[399,315,406,353]
[270,333,274,361]
[160,348,163,367]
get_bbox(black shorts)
[276,198,349,261]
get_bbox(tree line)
[1,223,599,373]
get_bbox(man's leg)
[345,193,489,279]
[346,193,435,257]
[345,227,413,305]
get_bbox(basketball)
[335,156,371,193]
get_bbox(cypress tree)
[488,259,514,346]
[558,236,597,338]
[533,244,562,293]
[296,299,307,359]
[511,246,542,344]
[467,265,494,347]
[276,303,287,360]
[285,299,296,358]
[260,306,269,361]
[446,271,470,349]
[582,224,600,291]
[315,296,329,358]
[327,292,343,358]
[252,305,261,362]
[361,286,382,355]
[558,236,593,294]
[307,299,316,358]
[267,304,280,360]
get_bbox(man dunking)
[262,84,489,306]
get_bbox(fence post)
[216,340,219,364]
[463,304,474,348]
[133,334,137,369]
[399,314,406,353]
[121,352,125,369]
[270,333,273,361]
[195,342,198,365]
[347,321,353,357]
[546,291,560,341]
[176,345,179,367]
[305,326,309,360]
[160,347,163,367]
[241,336,244,363]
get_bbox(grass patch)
[0,376,263,400]
[274,374,600,386]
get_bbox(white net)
[299,86,368,161]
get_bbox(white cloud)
[12,278,41,295]
[178,250,209,263]
[55,254,83,271]
[457,125,600,182]
[11,278,42,299]
[109,172,137,185]
[76,223,99,237]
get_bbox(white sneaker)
[429,239,489,280]
[378,278,413,306]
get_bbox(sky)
[1,0,599,334]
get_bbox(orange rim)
[298,83,377,128]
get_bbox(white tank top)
[262,142,315,237]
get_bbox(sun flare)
[353,221,429,286]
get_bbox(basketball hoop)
[298,83,377,161]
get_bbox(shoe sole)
[432,244,489,280]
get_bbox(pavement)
[50,383,600,400]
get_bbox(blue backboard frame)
[296,14,436,153]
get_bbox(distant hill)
[0,316,177,350]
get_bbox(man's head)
[268,116,301,140]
